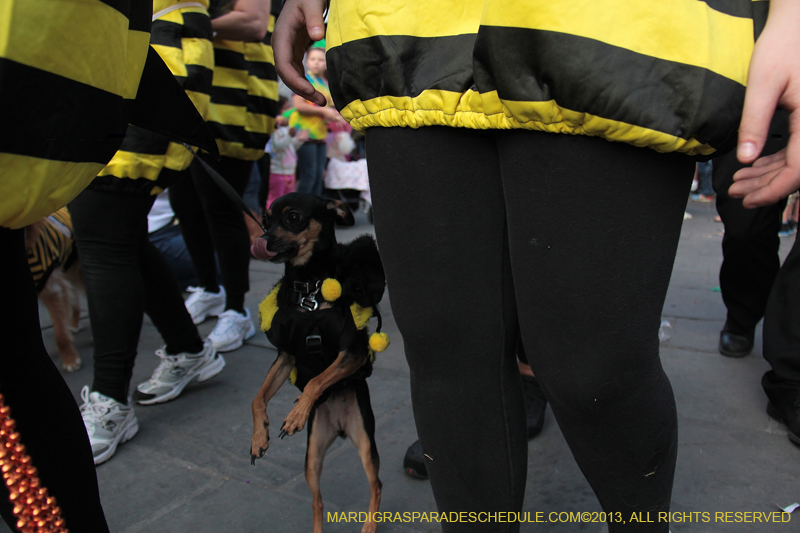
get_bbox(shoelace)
[148,349,180,382]
[79,387,118,432]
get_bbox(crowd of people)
[3,0,800,532]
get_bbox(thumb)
[304,5,326,42]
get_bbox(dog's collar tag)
[297,280,323,311]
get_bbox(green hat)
[310,39,326,50]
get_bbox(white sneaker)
[80,386,139,465]
[207,308,256,352]
[133,342,225,405]
[185,286,226,325]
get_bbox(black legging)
[367,127,694,532]
[70,189,203,404]
[0,229,109,533]
[169,154,253,312]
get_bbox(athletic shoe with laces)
[185,286,226,325]
[207,308,256,352]
[80,386,139,465]
[133,342,225,405]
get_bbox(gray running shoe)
[80,386,139,465]
[134,342,225,405]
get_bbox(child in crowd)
[290,43,345,196]
[267,97,309,207]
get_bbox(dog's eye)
[286,212,302,225]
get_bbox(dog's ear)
[327,200,355,226]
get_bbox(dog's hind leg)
[65,259,83,333]
[251,351,296,463]
[344,382,382,533]
[40,271,81,372]
[305,402,339,533]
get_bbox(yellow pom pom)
[369,332,390,352]
[258,284,281,332]
[321,278,342,301]
[289,367,298,385]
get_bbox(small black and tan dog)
[249,192,386,533]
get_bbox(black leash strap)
[183,144,266,233]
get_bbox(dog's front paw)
[361,520,378,533]
[279,399,312,438]
[250,423,270,465]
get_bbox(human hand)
[730,0,800,207]
[296,129,310,142]
[273,0,328,107]
[323,107,345,123]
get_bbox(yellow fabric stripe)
[326,0,484,48]
[182,37,214,68]
[249,77,279,100]
[0,154,102,230]
[208,103,246,127]
[124,30,151,99]
[328,0,754,85]
[0,0,130,96]
[163,141,195,171]
[215,140,267,161]
[480,0,753,85]
[246,113,275,135]
[341,90,715,157]
[97,151,166,181]
[151,44,188,77]
[244,42,274,63]
[185,90,211,119]
[153,0,209,13]
[213,66,249,89]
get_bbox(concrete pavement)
[15,202,800,532]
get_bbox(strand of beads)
[0,394,68,533]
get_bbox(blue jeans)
[296,141,327,197]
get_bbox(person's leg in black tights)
[169,155,253,313]
[0,229,109,533]
[71,190,203,403]
[367,127,693,532]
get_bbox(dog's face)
[251,193,354,265]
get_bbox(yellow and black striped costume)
[26,208,76,293]
[0,0,152,230]
[205,3,280,160]
[92,0,215,196]
[326,0,770,159]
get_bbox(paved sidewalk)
[14,203,800,532]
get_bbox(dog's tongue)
[251,238,277,260]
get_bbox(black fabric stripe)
[328,30,745,155]
[472,27,745,154]
[207,121,270,149]
[182,12,213,39]
[214,48,276,81]
[753,1,769,40]
[327,33,476,107]
[150,20,183,48]
[210,87,280,116]
[0,58,127,164]
[150,13,211,48]
[247,60,277,81]
[214,48,247,70]
[127,0,152,33]
[117,124,172,155]
[173,64,214,93]
[699,0,755,18]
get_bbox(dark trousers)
[0,229,109,533]
[367,127,694,532]
[763,234,800,402]
[169,155,253,308]
[71,189,202,404]
[713,148,787,334]
[296,141,327,197]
